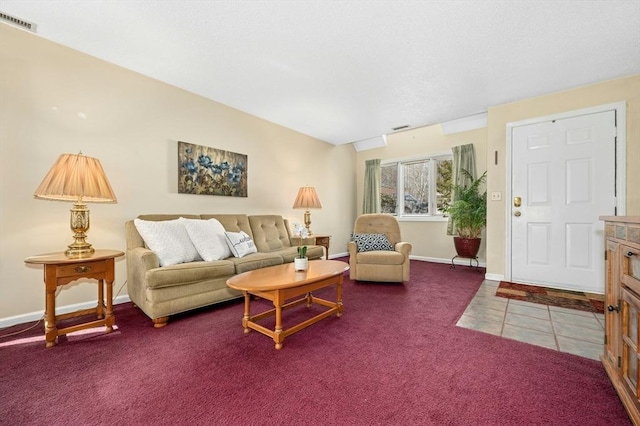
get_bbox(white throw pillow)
[224,231,257,258]
[180,217,231,261]
[134,218,202,266]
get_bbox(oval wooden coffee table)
[227,259,349,349]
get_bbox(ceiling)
[1,0,639,147]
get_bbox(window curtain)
[362,159,381,214]
[447,144,476,235]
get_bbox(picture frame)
[178,141,248,197]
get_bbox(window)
[381,155,452,218]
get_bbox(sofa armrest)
[126,247,160,309]
[128,246,160,270]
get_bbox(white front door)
[510,110,616,293]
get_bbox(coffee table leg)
[336,277,343,317]
[274,291,284,350]
[242,292,251,334]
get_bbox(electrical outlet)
[491,192,502,201]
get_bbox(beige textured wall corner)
[355,124,487,263]
[485,74,640,279]
[0,24,356,320]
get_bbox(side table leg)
[105,278,114,332]
[44,264,58,348]
[97,278,105,319]
[44,287,57,348]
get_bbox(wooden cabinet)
[601,216,640,425]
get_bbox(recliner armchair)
[348,214,412,282]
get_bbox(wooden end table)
[227,260,349,349]
[24,249,124,348]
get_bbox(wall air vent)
[391,124,410,131]
[0,12,37,33]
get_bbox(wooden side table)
[312,234,331,259]
[291,234,331,259]
[24,249,124,348]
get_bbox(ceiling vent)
[391,124,410,131]
[0,12,37,33]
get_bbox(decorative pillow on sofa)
[224,231,257,258]
[134,218,202,266]
[351,233,394,252]
[180,217,232,261]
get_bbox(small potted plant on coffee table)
[294,246,308,271]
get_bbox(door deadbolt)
[514,210,521,217]
[513,196,522,207]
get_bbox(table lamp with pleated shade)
[34,152,117,258]
[292,186,322,235]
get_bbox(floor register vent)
[0,12,37,33]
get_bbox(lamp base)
[65,244,95,258]
[65,201,94,258]
[303,210,313,236]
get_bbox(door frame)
[504,102,627,284]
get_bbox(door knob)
[514,210,521,217]
[513,196,522,207]
[607,305,620,313]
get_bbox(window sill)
[396,215,449,223]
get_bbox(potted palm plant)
[446,170,487,258]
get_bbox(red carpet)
[0,259,629,425]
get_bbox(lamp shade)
[34,153,117,203]
[292,186,322,209]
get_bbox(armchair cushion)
[351,233,394,252]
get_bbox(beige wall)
[486,74,640,278]
[2,22,637,322]
[355,124,488,264]
[0,24,357,321]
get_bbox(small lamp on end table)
[33,152,117,258]
[292,186,322,235]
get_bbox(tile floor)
[457,279,605,361]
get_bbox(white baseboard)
[332,253,489,269]
[484,273,504,282]
[409,255,487,268]
[0,295,131,329]
[328,252,348,259]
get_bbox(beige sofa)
[125,214,324,327]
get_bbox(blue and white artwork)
[178,141,247,197]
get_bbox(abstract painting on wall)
[178,141,247,197]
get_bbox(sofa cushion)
[180,217,232,261]
[202,214,253,238]
[278,246,325,263]
[226,252,284,274]
[145,260,236,289]
[134,218,201,266]
[248,215,291,252]
[351,233,394,252]
[224,231,258,257]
